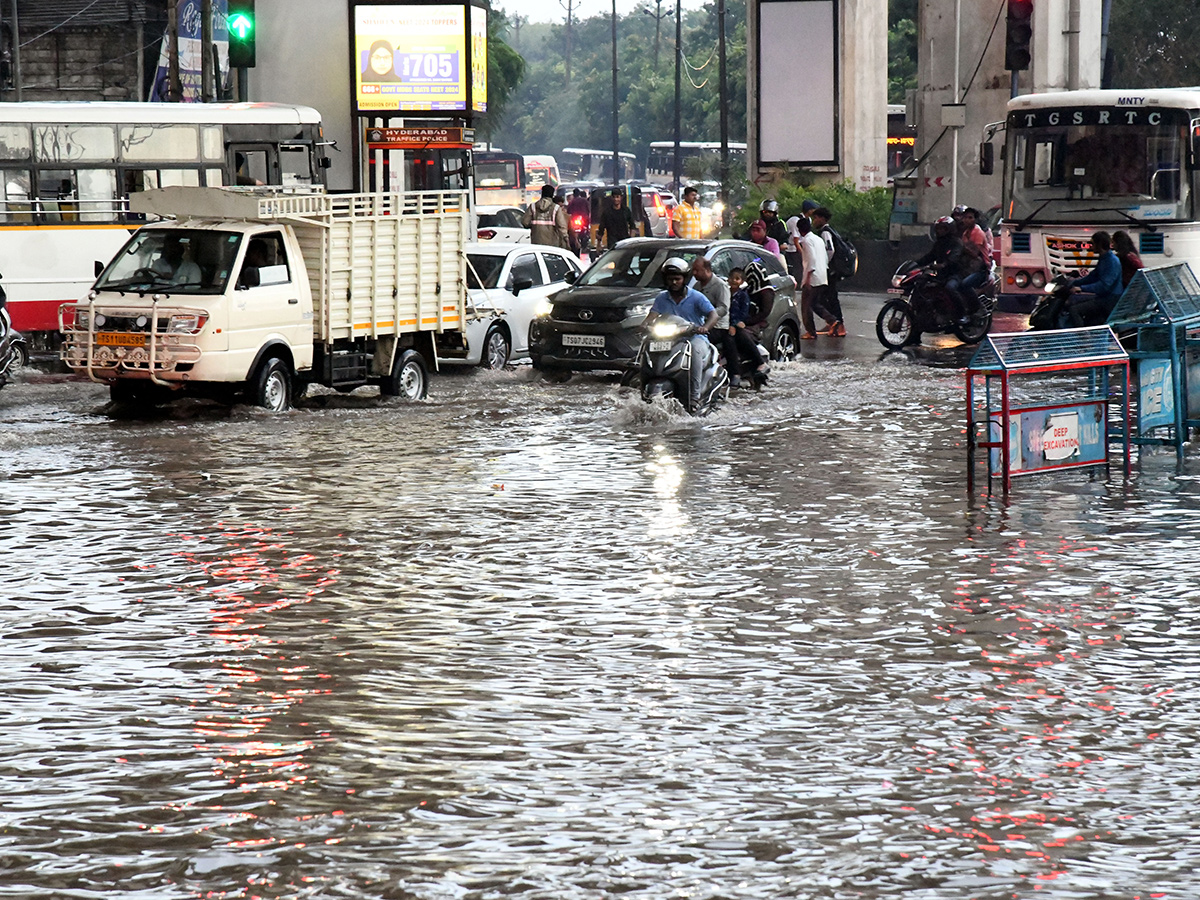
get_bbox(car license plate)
[562,333,604,348]
[96,332,146,347]
[649,340,673,352]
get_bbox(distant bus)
[0,100,328,343]
[523,154,560,205]
[887,104,917,180]
[645,141,748,188]
[559,148,637,183]
[473,150,526,207]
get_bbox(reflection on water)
[1,358,1198,899]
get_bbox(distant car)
[639,185,672,237]
[476,205,529,243]
[442,242,583,369]
[555,180,605,202]
[529,237,802,376]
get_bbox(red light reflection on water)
[906,538,1164,893]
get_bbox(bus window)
[120,125,199,161]
[1,169,31,222]
[0,124,31,159]
[34,125,116,163]
[206,168,225,187]
[233,148,271,186]
[77,169,117,222]
[159,169,201,188]
[279,144,314,186]
[202,126,223,161]
[37,169,76,221]
[441,150,469,191]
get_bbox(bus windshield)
[97,228,243,295]
[1005,106,1191,224]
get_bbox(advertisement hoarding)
[353,3,486,116]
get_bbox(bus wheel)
[251,357,293,412]
[381,349,429,400]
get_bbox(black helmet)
[744,260,770,293]
[760,199,779,214]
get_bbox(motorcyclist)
[915,215,971,320]
[644,257,719,411]
[566,188,591,255]
[1065,230,1123,327]
[759,199,789,248]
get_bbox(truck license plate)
[562,334,604,348]
[96,333,146,347]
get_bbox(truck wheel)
[381,348,428,400]
[251,357,293,412]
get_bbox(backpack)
[825,226,858,279]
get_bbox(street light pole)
[718,0,728,223]
[672,0,682,195]
[611,0,619,185]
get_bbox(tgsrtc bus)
[987,88,1200,309]
[522,154,560,205]
[558,148,637,183]
[473,150,526,208]
[0,102,329,344]
[644,141,747,189]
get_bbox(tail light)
[571,215,584,230]
[653,193,667,217]
[477,228,497,240]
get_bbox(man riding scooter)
[644,257,720,412]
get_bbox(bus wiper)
[1015,199,1053,231]
[1072,207,1149,227]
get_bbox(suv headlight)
[628,303,652,320]
[533,298,555,318]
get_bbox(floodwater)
[2,298,1199,900]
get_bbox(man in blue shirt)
[644,256,719,410]
[1066,231,1123,327]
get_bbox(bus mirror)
[979,142,994,176]
[320,157,331,169]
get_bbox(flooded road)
[2,293,1198,899]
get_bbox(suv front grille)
[552,306,628,324]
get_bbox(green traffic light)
[228,13,254,40]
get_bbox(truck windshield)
[97,229,243,295]
[1005,106,1192,225]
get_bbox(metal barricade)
[1107,263,1200,460]
[966,327,1131,494]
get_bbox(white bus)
[558,147,637,183]
[987,88,1199,309]
[644,140,747,188]
[0,102,329,343]
[522,154,560,205]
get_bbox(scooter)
[876,260,995,349]
[0,276,29,391]
[568,212,590,259]
[637,314,729,416]
[1028,273,1074,330]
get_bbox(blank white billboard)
[758,0,838,165]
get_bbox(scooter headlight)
[891,274,904,288]
[651,321,684,339]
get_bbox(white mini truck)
[59,186,470,410]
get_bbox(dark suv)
[529,238,801,375]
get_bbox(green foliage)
[736,181,893,244]
[888,16,917,105]
[1106,0,1200,88]
[480,10,527,140]
[491,0,747,162]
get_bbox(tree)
[1106,0,1200,88]
[888,0,917,104]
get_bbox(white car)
[475,205,529,243]
[447,242,583,369]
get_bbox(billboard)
[148,0,230,102]
[353,3,487,115]
[757,0,837,165]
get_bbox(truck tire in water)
[252,357,293,412]
[481,326,511,370]
[381,348,429,400]
[876,300,918,349]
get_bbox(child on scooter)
[727,268,768,387]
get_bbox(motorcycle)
[875,260,995,349]
[637,314,730,416]
[568,212,590,259]
[0,276,29,391]
[1028,273,1074,330]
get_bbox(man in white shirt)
[796,215,835,339]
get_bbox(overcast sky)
[492,0,707,26]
